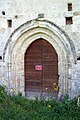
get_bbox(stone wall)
[0,0,80,99]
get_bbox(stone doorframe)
[3,18,76,99]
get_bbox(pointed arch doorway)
[24,38,58,99]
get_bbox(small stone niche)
[2,11,5,15]
[68,3,72,11]
[14,15,18,19]
[7,19,12,28]
[77,57,80,60]
[38,13,44,18]
[0,56,2,60]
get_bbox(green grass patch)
[0,85,80,120]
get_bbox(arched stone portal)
[3,19,76,99]
[24,38,58,99]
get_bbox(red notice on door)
[35,65,42,70]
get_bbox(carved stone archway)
[3,19,76,99]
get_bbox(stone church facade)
[0,0,80,99]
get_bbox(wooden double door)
[24,38,58,98]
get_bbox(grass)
[0,85,80,120]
